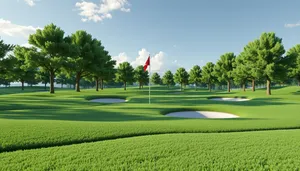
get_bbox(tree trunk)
[195,83,197,91]
[252,79,255,92]
[61,83,63,89]
[267,79,271,95]
[227,80,231,93]
[21,80,24,90]
[49,71,55,94]
[101,79,104,90]
[44,83,47,90]
[181,83,183,91]
[298,80,300,86]
[243,83,246,92]
[96,78,99,91]
[139,82,141,89]
[75,73,81,92]
[124,82,127,90]
[208,83,211,92]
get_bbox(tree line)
[1,24,300,95]
[150,32,300,95]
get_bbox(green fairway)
[0,86,300,169]
[1,130,300,170]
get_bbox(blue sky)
[1,0,300,74]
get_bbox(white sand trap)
[90,98,126,103]
[210,97,250,102]
[166,111,239,118]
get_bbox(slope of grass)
[0,86,300,152]
[1,130,300,170]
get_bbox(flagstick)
[149,58,151,104]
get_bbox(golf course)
[0,86,300,170]
[1,0,300,170]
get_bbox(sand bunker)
[166,111,239,118]
[90,98,126,103]
[210,97,250,102]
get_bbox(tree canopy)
[134,65,149,89]
[287,44,300,86]
[115,62,135,90]
[189,65,202,90]
[202,62,216,92]
[64,30,98,92]
[214,52,236,92]
[28,23,70,94]
[151,72,161,85]
[162,70,175,88]
[174,68,189,91]
[254,32,286,95]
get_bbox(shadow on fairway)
[129,96,293,107]
[292,90,300,95]
[0,107,265,122]
[0,107,184,121]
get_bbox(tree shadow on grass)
[0,108,184,122]
[0,107,264,122]
[292,90,300,95]
[128,96,295,107]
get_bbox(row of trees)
[151,33,300,95]
[1,24,116,93]
[1,27,300,95]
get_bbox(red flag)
[143,56,150,71]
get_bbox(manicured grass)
[0,86,300,153]
[1,130,299,170]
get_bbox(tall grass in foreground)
[1,130,299,170]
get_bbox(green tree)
[189,65,202,90]
[162,70,175,88]
[241,40,263,92]
[134,65,149,89]
[202,62,216,92]
[64,30,100,92]
[115,62,135,90]
[0,39,14,78]
[214,52,236,92]
[35,69,50,90]
[151,72,161,85]
[174,67,189,91]
[28,23,70,94]
[91,48,116,91]
[56,72,68,88]
[233,53,251,92]
[254,32,286,95]
[287,44,300,86]
[12,46,39,90]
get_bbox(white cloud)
[75,0,130,22]
[113,48,189,75]
[120,8,130,12]
[0,19,40,38]
[284,21,300,28]
[131,48,165,73]
[24,0,38,6]
[112,52,129,67]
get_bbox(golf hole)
[166,111,239,119]
[89,98,127,103]
[209,97,250,102]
